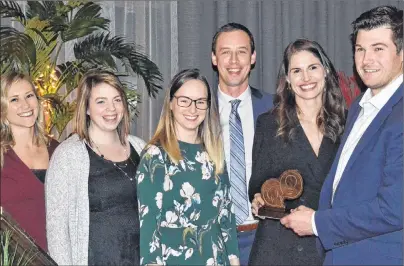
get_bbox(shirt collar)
[359,74,403,110]
[218,85,251,104]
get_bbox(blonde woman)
[136,68,240,266]
[0,72,59,251]
[45,70,146,265]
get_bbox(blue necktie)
[229,99,249,225]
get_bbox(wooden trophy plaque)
[257,170,303,219]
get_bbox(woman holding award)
[248,39,346,265]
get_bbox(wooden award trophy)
[257,170,303,219]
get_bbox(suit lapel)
[343,84,403,173]
[319,95,366,209]
[251,87,264,126]
[319,126,354,209]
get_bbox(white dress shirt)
[218,86,256,225]
[312,74,403,236]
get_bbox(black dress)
[248,111,341,265]
[86,144,141,266]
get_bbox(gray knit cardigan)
[45,134,146,265]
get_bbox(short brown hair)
[73,70,130,145]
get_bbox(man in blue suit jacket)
[211,22,273,265]
[280,5,403,265]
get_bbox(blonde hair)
[149,68,225,174]
[73,70,130,145]
[1,72,47,169]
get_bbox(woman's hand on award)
[251,193,265,215]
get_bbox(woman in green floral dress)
[136,69,240,266]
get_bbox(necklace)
[89,139,137,182]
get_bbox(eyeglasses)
[173,96,209,110]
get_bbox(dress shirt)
[312,74,403,236]
[218,85,256,224]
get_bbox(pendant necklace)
[89,139,137,181]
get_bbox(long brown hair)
[274,39,346,143]
[73,70,130,145]
[0,72,47,169]
[149,68,225,174]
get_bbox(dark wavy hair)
[351,5,403,54]
[273,39,346,143]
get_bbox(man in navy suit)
[211,22,273,265]
[280,5,403,265]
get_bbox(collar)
[359,74,403,110]
[218,85,252,103]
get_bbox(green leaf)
[26,1,69,36]
[26,27,57,47]
[49,100,76,137]
[56,61,87,95]
[1,0,163,138]
[74,1,103,21]
[74,33,163,97]
[74,33,119,69]
[26,1,48,20]
[0,27,36,70]
[124,45,163,98]
[61,17,109,41]
[0,1,26,24]
[61,2,109,41]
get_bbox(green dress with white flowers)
[136,141,239,266]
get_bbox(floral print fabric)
[136,142,239,265]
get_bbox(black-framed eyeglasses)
[172,96,209,110]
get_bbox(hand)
[229,257,240,266]
[280,205,314,236]
[251,193,265,216]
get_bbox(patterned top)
[136,141,239,265]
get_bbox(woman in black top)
[86,143,140,265]
[248,39,346,265]
[46,70,146,265]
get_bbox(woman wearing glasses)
[136,68,240,265]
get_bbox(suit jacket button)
[297,245,303,252]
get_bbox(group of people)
[1,5,402,266]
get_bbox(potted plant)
[0,1,163,138]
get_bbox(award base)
[257,206,290,220]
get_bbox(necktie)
[229,99,249,225]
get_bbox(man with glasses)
[211,22,273,265]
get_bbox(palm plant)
[1,230,37,266]
[0,1,163,138]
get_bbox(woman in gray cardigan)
[45,71,146,265]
